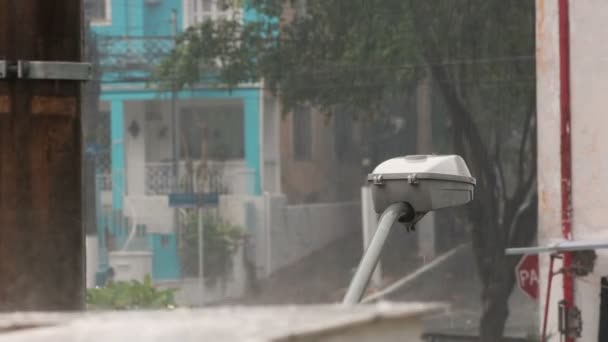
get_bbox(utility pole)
[0,0,85,310]
[171,8,179,188]
[170,8,182,268]
[415,70,436,261]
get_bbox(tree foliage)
[156,0,420,116]
[157,1,537,339]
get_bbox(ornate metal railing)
[96,35,174,84]
[145,161,231,195]
[145,162,174,195]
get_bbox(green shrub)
[87,275,177,310]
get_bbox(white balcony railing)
[144,160,253,195]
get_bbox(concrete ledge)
[0,302,447,342]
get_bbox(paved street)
[382,245,539,340]
[228,231,538,340]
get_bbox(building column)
[124,102,146,197]
[111,100,125,210]
[244,94,261,195]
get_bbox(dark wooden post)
[0,0,84,311]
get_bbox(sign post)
[198,207,204,305]
[516,254,539,300]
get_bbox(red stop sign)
[516,254,539,300]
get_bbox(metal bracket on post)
[0,60,92,81]
[558,300,582,338]
[371,174,384,186]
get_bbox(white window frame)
[183,0,242,29]
[90,0,112,26]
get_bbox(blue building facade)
[89,0,264,283]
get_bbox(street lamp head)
[345,154,477,304]
[367,154,476,220]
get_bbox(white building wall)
[569,1,608,340]
[537,0,608,340]
[86,236,99,289]
[109,251,153,283]
[124,195,174,234]
[124,101,146,196]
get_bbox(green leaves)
[154,0,421,117]
[178,213,245,285]
[155,0,534,124]
[86,275,177,310]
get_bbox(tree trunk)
[428,60,538,339]
[477,194,537,341]
[480,278,512,340]
[478,234,518,341]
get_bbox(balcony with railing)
[96,35,174,84]
[144,160,253,195]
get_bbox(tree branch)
[516,94,536,187]
[508,180,538,247]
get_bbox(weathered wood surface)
[0,302,447,342]
[0,0,84,311]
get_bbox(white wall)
[86,236,99,289]
[124,102,146,196]
[109,251,153,283]
[537,0,608,340]
[569,1,608,339]
[272,201,361,275]
[124,195,174,234]
[219,194,361,278]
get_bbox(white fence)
[271,201,361,273]
[219,195,361,278]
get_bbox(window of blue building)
[87,0,112,25]
[184,0,241,28]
